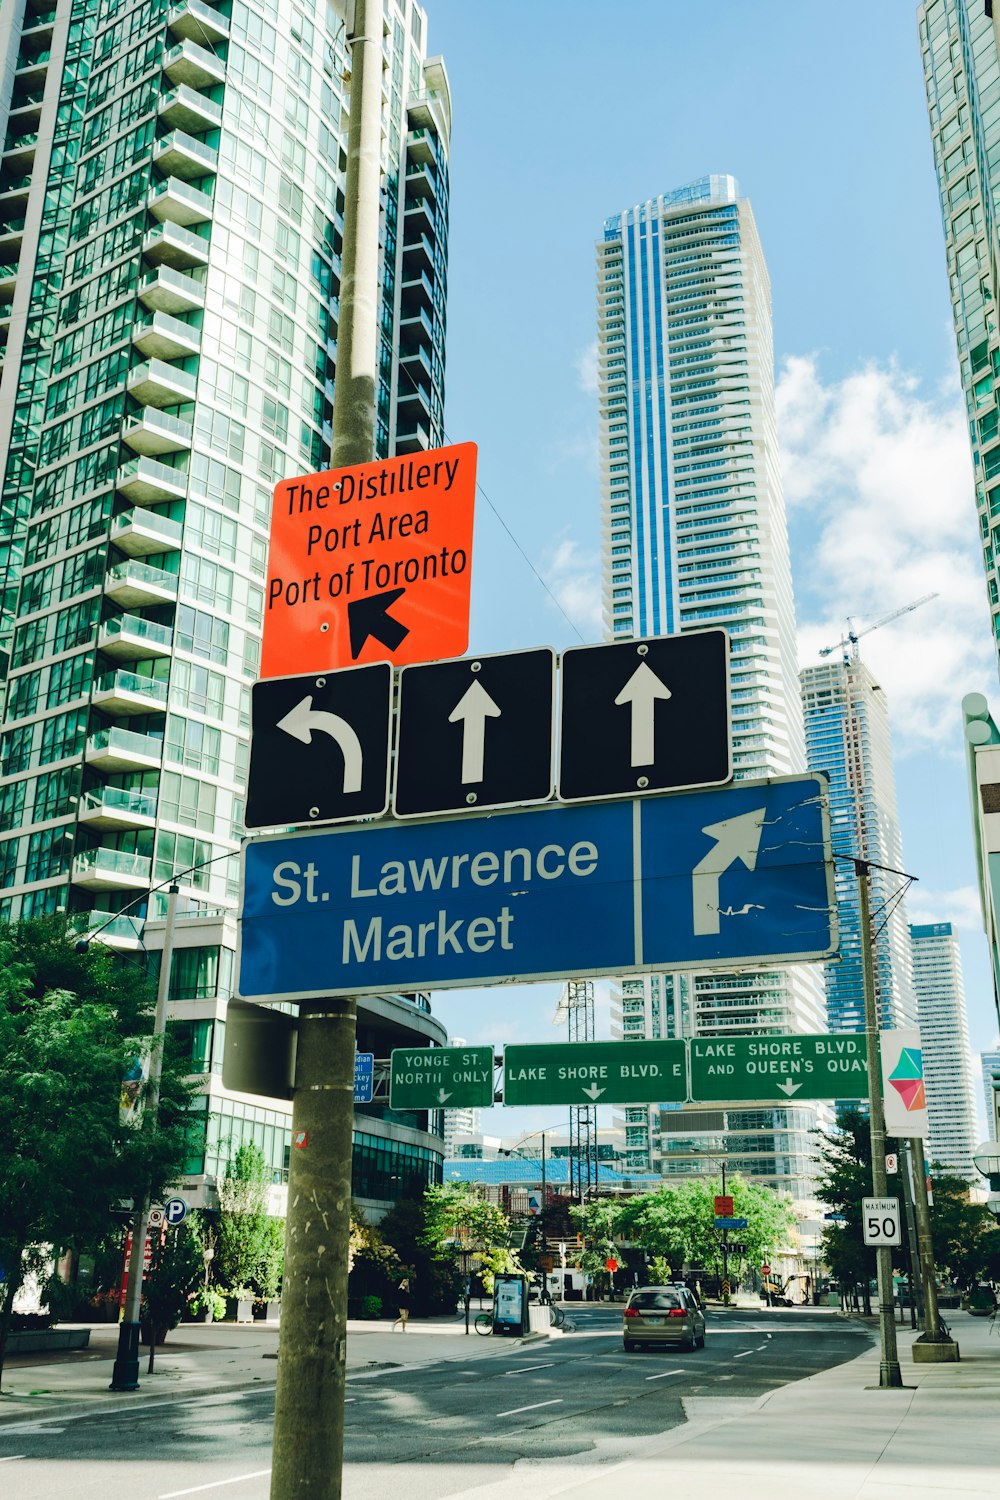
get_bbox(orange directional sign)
[261,442,477,677]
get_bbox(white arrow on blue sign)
[238,773,835,1002]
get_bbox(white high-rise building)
[800,659,916,1045]
[911,923,979,1180]
[597,175,826,1197]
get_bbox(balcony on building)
[12,54,48,91]
[79,909,145,951]
[126,358,197,410]
[400,268,434,317]
[117,453,189,506]
[157,84,222,136]
[7,90,44,133]
[98,612,174,662]
[78,786,159,833]
[121,406,193,458]
[2,132,37,174]
[401,232,434,276]
[404,162,437,206]
[92,666,169,717]
[86,726,164,774]
[400,343,433,384]
[110,508,183,560]
[395,418,430,455]
[399,305,434,353]
[0,216,25,259]
[71,847,153,893]
[133,310,201,361]
[402,199,435,244]
[167,0,230,45]
[0,174,32,217]
[0,263,19,302]
[405,129,437,166]
[138,264,205,317]
[163,38,226,90]
[19,11,55,48]
[143,220,209,272]
[396,375,432,424]
[148,176,214,228]
[153,129,218,181]
[105,560,179,611]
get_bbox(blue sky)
[416,1,998,1134]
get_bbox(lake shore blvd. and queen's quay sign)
[260,442,477,677]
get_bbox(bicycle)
[474,1311,493,1335]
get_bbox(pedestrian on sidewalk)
[393,1274,411,1332]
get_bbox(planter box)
[6,1328,90,1355]
[226,1297,254,1323]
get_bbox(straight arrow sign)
[448,679,502,784]
[614,661,672,767]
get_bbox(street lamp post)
[972,1140,1000,1219]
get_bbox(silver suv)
[623,1285,706,1352]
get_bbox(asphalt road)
[0,1305,871,1500]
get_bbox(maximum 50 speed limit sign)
[862,1196,901,1246]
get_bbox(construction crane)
[818,592,939,664]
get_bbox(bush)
[360,1294,383,1320]
[189,1287,226,1322]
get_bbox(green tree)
[214,1143,277,1296]
[378,1194,462,1316]
[0,915,192,1387]
[142,1223,203,1343]
[926,1170,998,1291]
[814,1109,902,1313]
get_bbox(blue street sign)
[164,1196,188,1227]
[238,773,835,1002]
[714,1216,749,1230]
[354,1051,374,1105]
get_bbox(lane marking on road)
[645,1368,685,1382]
[0,1426,65,1435]
[496,1399,563,1418]
[733,1350,754,1358]
[0,1456,25,1462]
[503,1362,554,1375]
[159,1470,272,1498]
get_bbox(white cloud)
[543,535,603,639]
[777,355,996,750]
[906,883,983,931]
[576,339,598,395]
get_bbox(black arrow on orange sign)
[348,588,409,659]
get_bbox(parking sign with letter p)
[163,1196,189,1227]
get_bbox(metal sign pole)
[855,860,903,1388]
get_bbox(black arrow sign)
[348,588,409,659]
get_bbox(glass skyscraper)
[910,922,978,1180]
[920,0,1000,663]
[0,0,452,1212]
[800,658,915,1044]
[598,175,827,1199]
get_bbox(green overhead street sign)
[389,1045,495,1110]
[689,1033,868,1102]
[503,1040,687,1106]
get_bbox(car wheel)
[623,1340,635,1352]
[696,1332,706,1349]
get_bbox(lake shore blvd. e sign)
[389,1045,494,1110]
[503,1040,687,1106]
[689,1032,868,1102]
[503,1038,683,1110]
[261,442,477,678]
[237,773,836,1002]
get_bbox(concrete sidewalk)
[0,1311,531,1425]
[442,1310,1000,1500]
